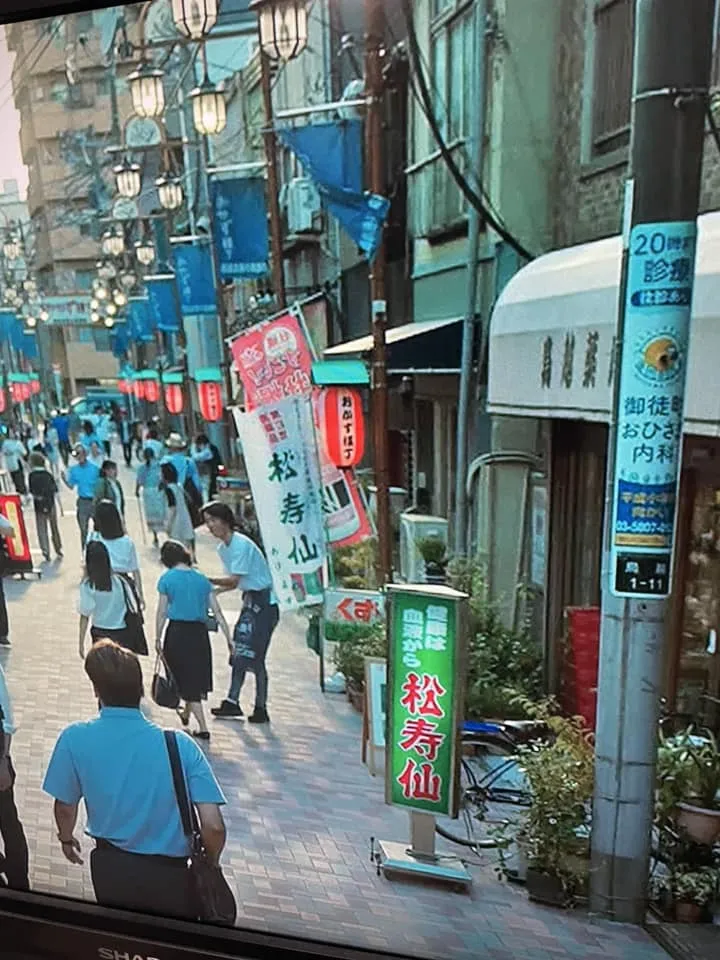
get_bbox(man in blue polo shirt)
[43,640,227,919]
[62,443,100,549]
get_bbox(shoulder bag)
[151,655,180,709]
[117,574,148,656]
[164,730,237,926]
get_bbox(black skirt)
[163,620,212,702]
[91,624,146,656]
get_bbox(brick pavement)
[0,457,670,960]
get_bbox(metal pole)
[259,52,287,308]
[365,0,392,584]
[590,0,715,923]
[453,0,487,555]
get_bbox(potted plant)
[657,730,720,845]
[332,623,386,712]
[669,868,718,923]
[417,536,448,584]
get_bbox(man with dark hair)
[191,433,223,501]
[42,641,227,918]
[0,663,30,890]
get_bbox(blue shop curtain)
[211,177,269,279]
[127,299,155,343]
[173,244,216,316]
[278,119,389,260]
[146,276,181,332]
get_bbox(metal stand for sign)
[377,812,472,889]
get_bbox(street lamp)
[2,235,19,261]
[25,315,37,328]
[113,289,128,307]
[119,270,136,290]
[98,260,117,281]
[104,317,116,329]
[95,285,108,301]
[250,0,308,62]
[91,311,101,323]
[23,278,37,295]
[156,175,184,211]
[106,301,118,316]
[171,0,219,39]
[128,62,165,119]
[115,160,142,200]
[135,237,156,266]
[39,309,49,323]
[190,77,227,135]
[102,229,125,257]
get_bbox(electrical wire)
[0,17,66,115]
[399,0,533,260]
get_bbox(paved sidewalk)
[0,458,669,960]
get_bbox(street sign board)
[385,583,467,818]
[610,220,698,598]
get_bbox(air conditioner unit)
[286,177,321,234]
[399,513,449,584]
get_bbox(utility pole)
[365,0,392,584]
[260,53,287,308]
[590,0,715,923]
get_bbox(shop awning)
[488,210,720,436]
[311,359,370,386]
[325,317,463,374]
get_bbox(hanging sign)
[386,584,467,818]
[146,275,180,333]
[232,396,326,610]
[210,177,269,279]
[0,493,33,575]
[173,244,216,317]
[230,310,314,410]
[320,386,365,468]
[610,220,697,598]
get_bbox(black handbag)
[118,575,148,656]
[164,730,237,926]
[151,656,180,710]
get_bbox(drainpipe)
[452,0,488,555]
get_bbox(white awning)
[325,317,463,373]
[488,210,720,436]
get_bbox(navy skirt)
[163,619,212,702]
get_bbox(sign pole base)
[377,812,472,890]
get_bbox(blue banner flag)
[111,322,130,358]
[22,331,38,360]
[146,276,180,332]
[173,244,216,316]
[210,177,269,279]
[278,120,389,259]
[127,298,154,343]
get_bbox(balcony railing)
[407,139,469,238]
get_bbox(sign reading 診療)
[386,584,467,818]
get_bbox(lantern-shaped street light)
[197,379,223,421]
[104,317,115,329]
[98,260,117,280]
[102,229,125,257]
[128,62,165,118]
[91,311,101,323]
[25,315,37,329]
[190,77,227,136]
[113,289,128,307]
[106,301,118,317]
[135,237,156,267]
[250,0,308,62]
[39,309,49,323]
[115,160,142,200]
[23,278,37,295]
[156,175,184,211]
[319,386,366,468]
[2,235,19,261]
[172,0,219,39]
[164,382,184,414]
[95,285,108,301]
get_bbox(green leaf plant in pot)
[660,867,719,923]
[417,535,448,585]
[657,728,720,845]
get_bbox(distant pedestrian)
[0,662,30,890]
[162,433,202,493]
[131,422,144,462]
[77,542,145,656]
[0,511,14,646]
[117,411,133,467]
[44,420,61,478]
[88,441,104,470]
[136,449,165,547]
[156,540,230,741]
[95,408,112,458]
[204,501,279,725]
[80,420,99,451]
[43,640,227,918]
[94,460,125,518]
[191,433,223,501]
[28,451,63,562]
[160,462,195,558]
[89,500,144,611]
[143,426,164,461]
[62,444,100,550]
[2,433,27,495]
[51,410,71,465]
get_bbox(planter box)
[677,802,720,845]
[526,868,569,907]
[675,901,704,923]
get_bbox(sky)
[0,26,28,199]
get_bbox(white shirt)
[0,663,16,736]
[78,576,128,630]
[218,532,273,594]
[2,439,26,472]
[88,532,139,574]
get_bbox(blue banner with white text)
[146,276,181,333]
[127,298,154,343]
[210,177,269,279]
[173,244,216,316]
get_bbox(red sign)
[0,388,6,414]
[144,377,160,404]
[320,386,365,469]
[230,311,314,410]
[164,383,184,414]
[198,381,223,421]
[0,493,33,574]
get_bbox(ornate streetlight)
[102,229,125,257]
[25,315,37,328]
[39,309,49,323]
[171,0,219,39]
[113,289,128,307]
[119,269,137,291]
[114,160,142,200]
[91,311,101,323]
[97,260,117,281]
[135,237,156,267]
[156,175,184,211]
[128,62,165,118]
[104,317,116,329]
[106,301,118,317]
[2,235,19,261]
[190,76,227,136]
[249,0,308,62]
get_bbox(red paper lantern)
[20,382,31,402]
[321,386,365,469]
[198,381,223,422]
[133,379,145,400]
[164,383,184,414]
[0,388,6,414]
[118,379,130,394]
[144,378,160,404]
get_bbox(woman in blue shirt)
[156,540,230,740]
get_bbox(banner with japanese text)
[386,585,467,818]
[146,275,181,333]
[172,243,216,316]
[232,397,326,611]
[210,177,269,279]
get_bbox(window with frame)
[430,2,474,143]
[591,0,635,157]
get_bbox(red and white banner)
[0,493,33,574]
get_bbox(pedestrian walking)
[2,432,27,495]
[62,444,100,550]
[162,433,202,493]
[42,640,227,918]
[89,500,144,610]
[156,540,230,741]
[161,462,195,558]
[143,426,164,461]
[88,441,104,470]
[0,510,15,645]
[191,433,223,501]
[117,411,133,467]
[51,410,71,465]
[44,420,61,479]
[0,663,30,891]
[77,542,145,656]
[204,502,279,724]
[80,420,99,451]
[136,449,165,547]
[27,452,63,562]
[95,408,112,458]
[94,460,125,518]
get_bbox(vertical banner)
[0,493,33,574]
[173,244,217,316]
[146,275,181,332]
[233,396,326,610]
[610,221,697,597]
[386,584,467,818]
[210,177,269,279]
[127,298,154,343]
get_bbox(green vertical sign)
[386,584,467,817]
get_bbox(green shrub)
[332,622,386,687]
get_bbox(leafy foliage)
[332,622,386,687]
[331,539,378,590]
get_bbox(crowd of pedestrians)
[0,413,280,918]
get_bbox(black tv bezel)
[0,1,410,958]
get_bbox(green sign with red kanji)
[385,584,467,817]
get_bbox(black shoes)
[248,708,270,724]
[211,700,244,719]
[0,637,8,646]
